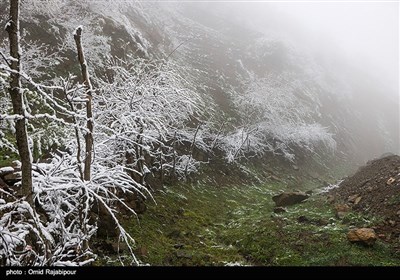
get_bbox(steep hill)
[1,0,398,168]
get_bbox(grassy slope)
[99,177,400,266]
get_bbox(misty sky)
[270,2,399,91]
[222,1,398,93]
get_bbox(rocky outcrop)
[347,228,377,246]
[272,191,309,207]
[0,160,22,188]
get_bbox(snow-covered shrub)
[94,57,209,181]
[220,72,336,162]
[0,150,151,265]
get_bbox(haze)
[268,2,399,95]
[195,1,398,96]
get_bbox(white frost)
[0,167,14,173]
[73,25,83,36]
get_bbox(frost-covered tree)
[94,56,209,185]
[0,0,212,266]
[5,0,33,203]
[0,0,143,265]
[218,72,336,162]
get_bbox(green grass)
[0,151,18,167]
[99,180,400,266]
[222,194,398,266]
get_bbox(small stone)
[347,228,377,246]
[297,215,310,223]
[315,218,329,226]
[176,250,192,259]
[335,204,351,219]
[174,244,184,249]
[387,177,396,185]
[11,160,21,169]
[347,194,362,205]
[305,190,313,195]
[273,207,287,214]
[348,194,359,203]
[396,210,400,216]
[4,171,22,182]
[389,220,396,226]
[0,166,14,176]
[292,165,299,171]
[378,234,386,239]
[366,186,373,192]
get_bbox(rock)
[315,218,329,226]
[0,166,14,176]
[297,215,310,223]
[173,243,184,249]
[305,190,313,195]
[273,207,287,214]
[11,160,21,169]
[348,194,362,205]
[387,177,396,185]
[335,204,351,219]
[292,165,299,171]
[347,194,358,203]
[175,250,192,259]
[272,191,309,207]
[4,171,22,183]
[389,220,396,226]
[347,228,377,246]
[396,210,400,216]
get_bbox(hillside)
[0,0,399,267]
[1,1,397,166]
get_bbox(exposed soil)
[330,154,400,244]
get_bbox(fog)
[249,2,398,95]
[175,1,399,158]
[206,1,399,96]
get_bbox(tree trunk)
[184,124,201,177]
[135,127,144,185]
[74,26,93,181]
[6,0,33,204]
